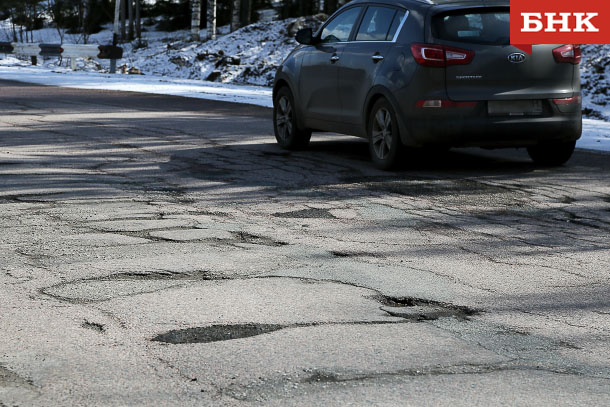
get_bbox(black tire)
[273,87,311,150]
[368,98,404,170]
[527,141,576,166]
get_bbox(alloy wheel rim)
[371,107,393,160]
[276,96,293,141]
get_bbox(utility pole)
[191,0,201,41]
[111,0,121,73]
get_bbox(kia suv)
[272,0,582,169]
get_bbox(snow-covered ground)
[1,16,609,152]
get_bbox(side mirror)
[296,28,316,45]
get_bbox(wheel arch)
[363,86,411,145]
[273,74,308,132]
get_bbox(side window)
[386,10,407,41]
[356,7,397,42]
[321,7,362,43]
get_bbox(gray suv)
[273,0,582,169]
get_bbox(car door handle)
[372,54,384,62]
[330,55,340,63]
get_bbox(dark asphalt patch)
[363,179,507,197]
[152,324,286,344]
[273,208,336,219]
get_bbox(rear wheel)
[368,98,403,170]
[527,141,576,166]
[273,87,311,150]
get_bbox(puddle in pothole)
[152,324,286,344]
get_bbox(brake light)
[552,44,581,65]
[411,43,475,67]
[553,96,581,105]
[416,100,477,108]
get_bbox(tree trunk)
[128,0,134,41]
[135,0,141,40]
[231,0,240,32]
[207,0,217,40]
[113,0,121,45]
[240,0,251,27]
[120,0,127,41]
[326,0,338,14]
[191,0,201,41]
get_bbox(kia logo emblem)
[508,53,527,63]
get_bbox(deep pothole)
[377,295,478,321]
[152,295,478,345]
[152,324,285,344]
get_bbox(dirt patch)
[152,324,286,344]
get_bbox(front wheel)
[273,87,311,150]
[368,98,404,170]
[527,141,576,166]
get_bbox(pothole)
[331,251,379,258]
[42,270,218,303]
[152,324,286,344]
[377,296,478,321]
[273,208,336,219]
[232,232,287,247]
[82,320,105,333]
[0,365,33,388]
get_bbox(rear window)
[432,9,510,45]
[356,7,396,41]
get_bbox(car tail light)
[553,95,581,105]
[416,99,477,108]
[553,44,581,64]
[411,43,475,67]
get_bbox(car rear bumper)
[403,109,582,148]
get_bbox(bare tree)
[206,0,216,40]
[128,0,134,41]
[135,0,141,40]
[191,0,201,41]
[120,0,126,41]
[231,0,240,32]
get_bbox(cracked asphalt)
[1,80,609,406]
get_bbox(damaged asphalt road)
[1,80,609,406]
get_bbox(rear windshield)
[432,9,510,45]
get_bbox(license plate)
[488,100,543,116]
